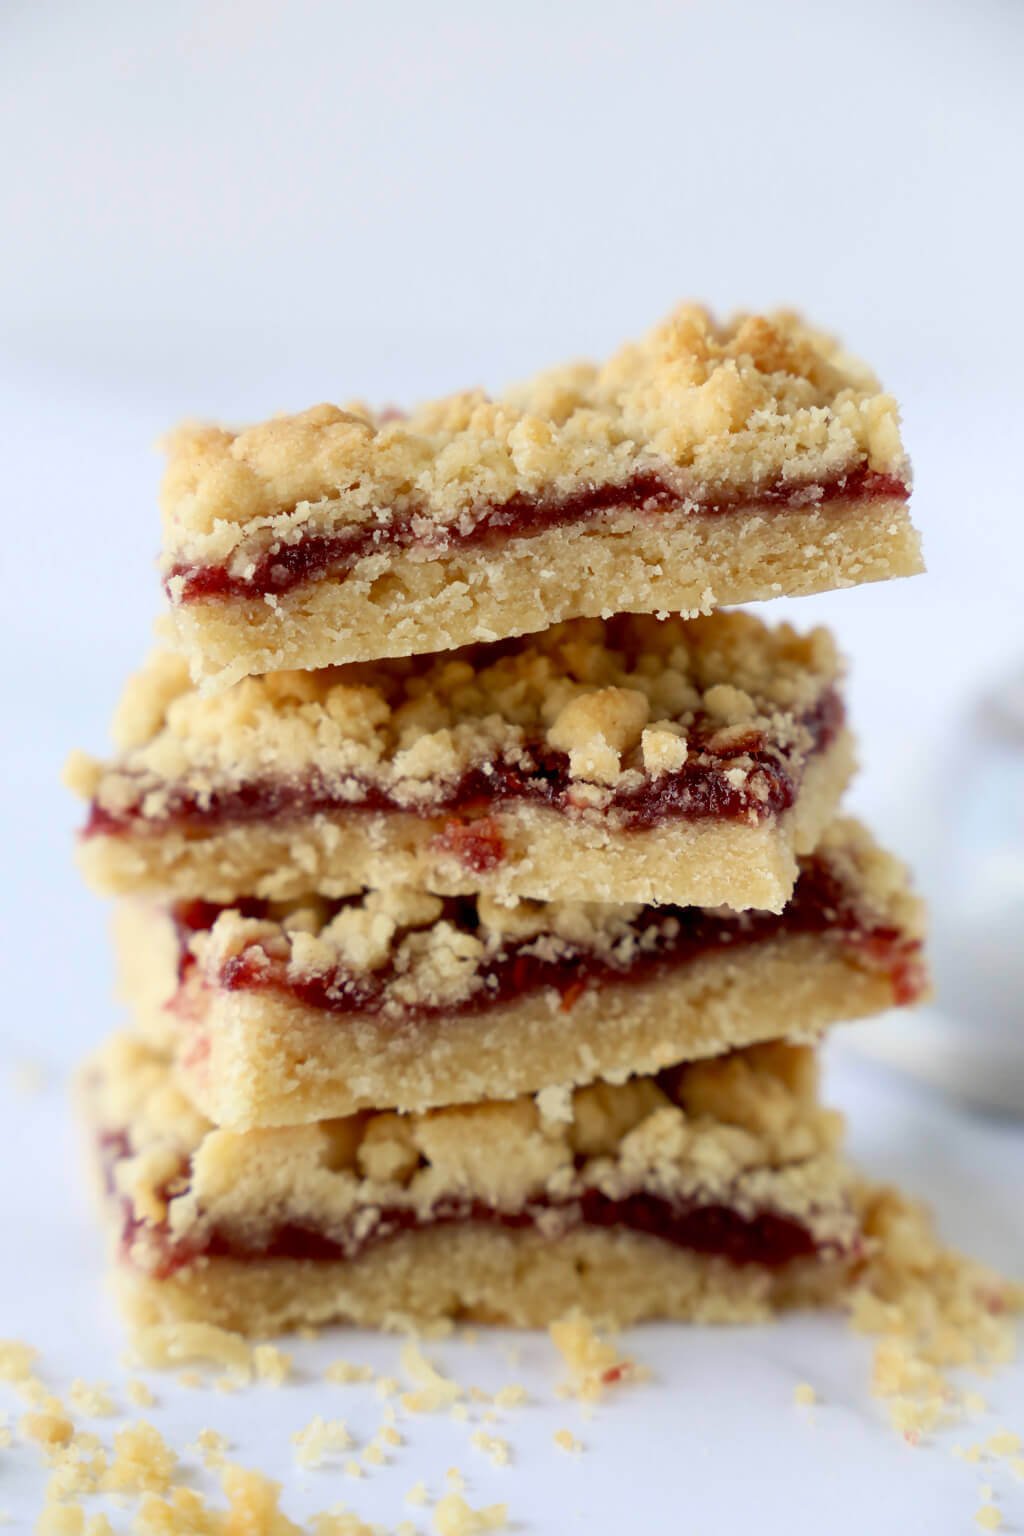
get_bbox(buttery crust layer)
[69,612,854,910]
[159,304,918,681]
[116,821,927,1126]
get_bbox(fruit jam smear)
[167,463,909,603]
[172,850,927,1021]
[99,1127,850,1282]
[84,690,843,840]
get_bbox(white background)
[1,2,1022,1530]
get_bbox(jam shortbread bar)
[161,306,920,687]
[117,821,926,1127]
[69,613,854,912]
[89,1033,865,1334]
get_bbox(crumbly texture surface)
[70,612,855,910]
[117,820,926,1125]
[85,1031,859,1333]
[158,305,918,680]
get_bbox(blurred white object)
[856,669,1024,1114]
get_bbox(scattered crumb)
[36,1505,85,1536]
[1010,1457,1024,1481]
[253,1344,292,1386]
[975,1506,1002,1532]
[379,1426,402,1448]
[362,1444,385,1467]
[471,1431,511,1467]
[104,1421,177,1494]
[554,1428,583,1454]
[987,1431,1022,1457]
[20,1407,74,1450]
[979,1483,995,1501]
[400,1343,462,1413]
[793,1383,817,1407]
[375,1376,401,1400]
[192,1427,230,1469]
[130,1322,252,1381]
[549,1309,645,1400]
[343,1458,364,1479]
[176,1371,202,1390]
[84,1519,113,1536]
[126,1380,155,1409]
[432,1493,507,1535]
[493,1386,527,1410]
[43,1431,108,1499]
[445,1468,465,1492]
[965,1393,990,1417]
[0,1340,38,1382]
[406,1481,429,1505]
[293,1416,353,1468]
[325,1360,374,1386]
[449,1404,469,1424]
[68,1381,115,1418]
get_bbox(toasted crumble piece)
[103,1421,177,1495]
[253,1344,292,1386]
[399,1344,463,1414]
[492,1386,527,1410]
[158,305,919,686]
[975,1506,1002,1532]
[36,1506,86,1536]
[549,1310,645,1401]
[126,1380,156,1409]
[470,1431,511,1467]
[0,1340,38,1382]
[129,1321,253,1380]
[20,1408,74,1450]
[553,1428,583,1454]
[192,1426,230,1469]
[44,1434,108,1500]
[343,1459,363,1480]
[74,612,854,915]
[292,1416,353,1467]
[324,1359,375,1386]
[433,1493,507,1536]
[405,1482,429,1506]
[987,1431,1022,1458]
[67,1381,115,1418]
[121,819,926,1131]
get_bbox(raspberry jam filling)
[173,851,926,1019]
[167,464,909,603]
[100,1131,849,1282]
[84,690,843,841]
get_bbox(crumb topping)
[160,305,907,577]
[88,1033,853,1272]
[69,613,839,823]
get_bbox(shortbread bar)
[118,821,926,1127]
[161,306,920,687]
[69,612,854,911]
[88,1032,864,1334]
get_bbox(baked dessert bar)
[69,612,854,912]
[88,1032,865,1334]
[118,821,926,1127]
[161,306,920,687]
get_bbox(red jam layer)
[84,689,843,841]
[172,849,926,1020]
[99,1131,847,1282]
[167,464,909,603]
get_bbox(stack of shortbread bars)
[69,305,927,1335]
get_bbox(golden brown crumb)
[253,1344,292,1386]
[104,1421,177,1494]
[492,1386,527,1410]
[975,1506,1002,1531]
[379,1426,402,1448]
[375,1376,401,1399]
[432,1493,507,1535]
[130,1321,253,1380]
[553,1429,583,1454]
[406,1481,429,1505]
[0,1340,38,1382]
[67,1381,115,1418]
[343,1459,363,1479]
[399,1343,462,1414]
[362,1444,385,1467]
[292,1416,353,1468]
[126,1380,156,1409]
[793,1382,817,1407]
[987,1431,1022,1457]
[324,1360,374,1386]
[36,1507,85,1536]
[470,1431,511,1467]
[43,1433,108,1500]
[192,1426,230,1469]
[549,1309,645,1400]
[20,1408,74,1450]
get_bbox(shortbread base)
[172,498,921,687]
